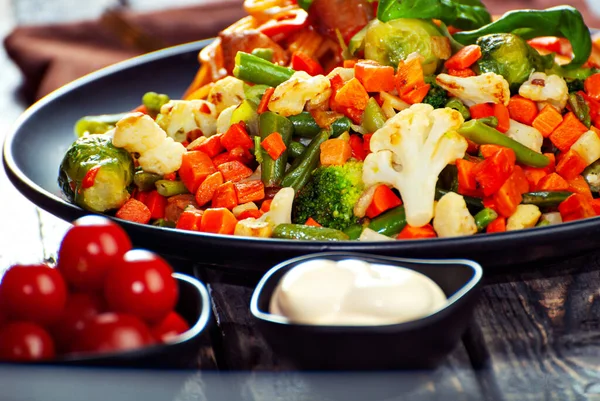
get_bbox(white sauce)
[269,259,447,326]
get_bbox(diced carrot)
[567,175,593,199]
[559,193,596,222]
[479,144,506,159]
[212,152,233,166]
[145,190,167,220]
[397,224,437,239]
[474,147,516,196]
[195,171,224,207]
[591,198,600,215]
[483,197,497,212]
[584,73,600,100]
[238,209,263,220]
[163,172,177,181]
[444,44,482,70]
[335,78,369,111]
[365,185,402,219]
[555,149,587,180]
[329,74,345,112]
[542,153,557,174]
[354,60,395,92]
[178,151,216,193]
[320,138,352,166]
[175,209,204,231]
[493,172,522,218]
[507,95,538,126]
[447,68,476,77]
[220,122,253,151]
[343,59,358,68]
[549,112,588,151]
[116,198,152,224]
[402,84,431,105]
[469,103,494,120]
[212,182,238,210]
[512,165,530,194]
[193,134,224,157]
[305,217,322,227]
[536,172,570,191]
[395,57,429,104]
[261,132,287,161]
[258,87,275,114]
[200,208,238,235]
[228,146,254,166]
[132,104,149,114]
[291,51,324,76]
[533,105,564,138]
[522,167,548,189]
[486,217,507,233]
[260,199,272,213]
[134,190,150,205]
[234,180,265,204]
[349,134,366,161]
[217,160,253,183]
[469,103,509,133]
[456,158,481,197]
[363,133,373,153]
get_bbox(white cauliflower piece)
[207,76,246,114]
[363,103,468,227]
[158,100,217,142]
[112,113,165,153]
[539,212,562,226]
[506,119,543,153]
[326,67,355,82]
[358,228,395,242]
[259,187,295,228]
[217,105,238,134]
[571,130,600,166]
[519,72,568,110]
[507,205,541,231]
[234,218,273,238]
[433,192,477,238]
[267,71,331,117]
[436,72,511,106]
[137,137,185,175]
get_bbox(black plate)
[250,252,482,370]
[5,40,600,273]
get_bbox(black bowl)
[250,252,482,370]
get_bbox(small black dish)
[250,252,482,370]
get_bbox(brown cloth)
[4,1,245,103]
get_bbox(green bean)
[435,188,484,211]
[568,92,591,128]
[134,171,162,192]
[155,180,189,197]
[445,98,470,120]
[74,113,129,137]
[234,52,295,87]
[477,116,499,129]
[474,208,498,232]
[251,48,274,62]
[272,224,349,241]
[280,130,330,191]
[254,136,264,164]
[536,219,551,227]
[458,120,550,167]
[343,223,365,240]
[142,92,170,115]
[521,191,572,207]
[368,206,407,237]
[362,98,386,133]
[288,112,321,138]
[330,117,352,138]
[288,141,307,159]
[152,219,176,228]
[260,112,294,187]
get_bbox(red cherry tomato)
[0,264,67,325]
[57,215,132,292]
[151,311,190,343]
[72,313,154,354]
[0,322,55,362]
[49,292,104,353]
[104,250,178,324]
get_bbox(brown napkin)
[4,1,245,103]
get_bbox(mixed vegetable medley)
[58,0,600,241]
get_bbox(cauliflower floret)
[519,72,568,110]
[433,192,477,238]
[326,67,355,82]
[436,72,511,106]
[571,130,600,165]
[234,218,273,238]
[217,104,237,134]
[507,205,541,231]
[506,119,543,153]
[112,113,165,153]
[158,100,217,142]
[137,137,185,175]
[268,71,331,117]
[363,103,467,227]
[358,228,395,242]
[207,76,246,114]
[259,187,295,228]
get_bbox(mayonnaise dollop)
[269,259,447,326]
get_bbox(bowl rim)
[249,252,482,331]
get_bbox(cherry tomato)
[151,311,189,343]
[57,215,132,292]
[1,264,67,325]
[104,250,178,323]
[50,292,104,353]
[72,313,154,354]
[0,322,55,362]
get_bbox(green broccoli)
[293,161,365,230]
[422,77,449,109]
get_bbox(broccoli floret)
[293,161,364,230]
[566,78,585,93]
[423,77,449,109]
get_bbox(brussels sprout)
[58,134,135,213]
[476,33,553,89]
[364,18,449,75]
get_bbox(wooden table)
[4,1,600,400]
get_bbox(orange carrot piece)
[507,95,538,125]
[522,167,548,189]
[483,197,497,213]
[212,152,233,166]
[261,132,287,161]
[320,138,352,166]
[212,182,238,210]
[536,172,570,191]
[591,198,600,215]
[343,59,358,68]
[447,68,476,77]
[116,198,152,224]
[532,105,564,138]
[542,153,557,174]
[217,160,253,183]
[258,87,275,114]
[585,73,600,100]
[486,217,507,233]
[555,149,587,180]
[194,134,224,157]
[175,209,204,231]
[512,166,530,194]
[354,61,395,92]
[305,217,322,227]
[228,146,254,166]
[456,158,481,197]
[365,185,402,219]
[469,103,494,120]
[567,175,593,199]
[291,51,324,76]
[474,147,516,196]
[479,144,506,159]
[494,103,511,133]
[395,57,429,104]
[145,190,167,220]
[549,112,588,151]
[220,122,253,151]
[397,224,437,239]
[163,172,177,181]
[334,78,369,111]
[402,84,431,104]
[444,44,482,70]
[238,209,263,220]
[178,151,216,193]
[195,171,224,207]
[493,171,523,218]
[200,208,238,235]
[234,180,265,204]
[559,193,596,222]
[260,199,272,213]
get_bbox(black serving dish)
[250,252,482,370]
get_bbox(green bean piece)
[74,113,129,137]
[445,98,470,120]
[368,206,407,237]
[281,130,330,191]
[260,112,294,187]
[568,92,591,128]
[155,180,189,197]
[254,136,264,164]
[244,84,270,105]
[142,92,170,115]
[478,116,499,128]
[234,52,295,87]
[330,117,352,138]
[362,97,387,133]
[343,223,365,240]
[134,171,163,192]
[435,188,484,211]
[288,141,307,159]
[272,224,349,241]
[536,219,551,227]
[251,48,274,62]
[152,219,176,228]
[521,191,572,207]
[474,208,498,232]
[288,112,321,138]
[458,120,550,168]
